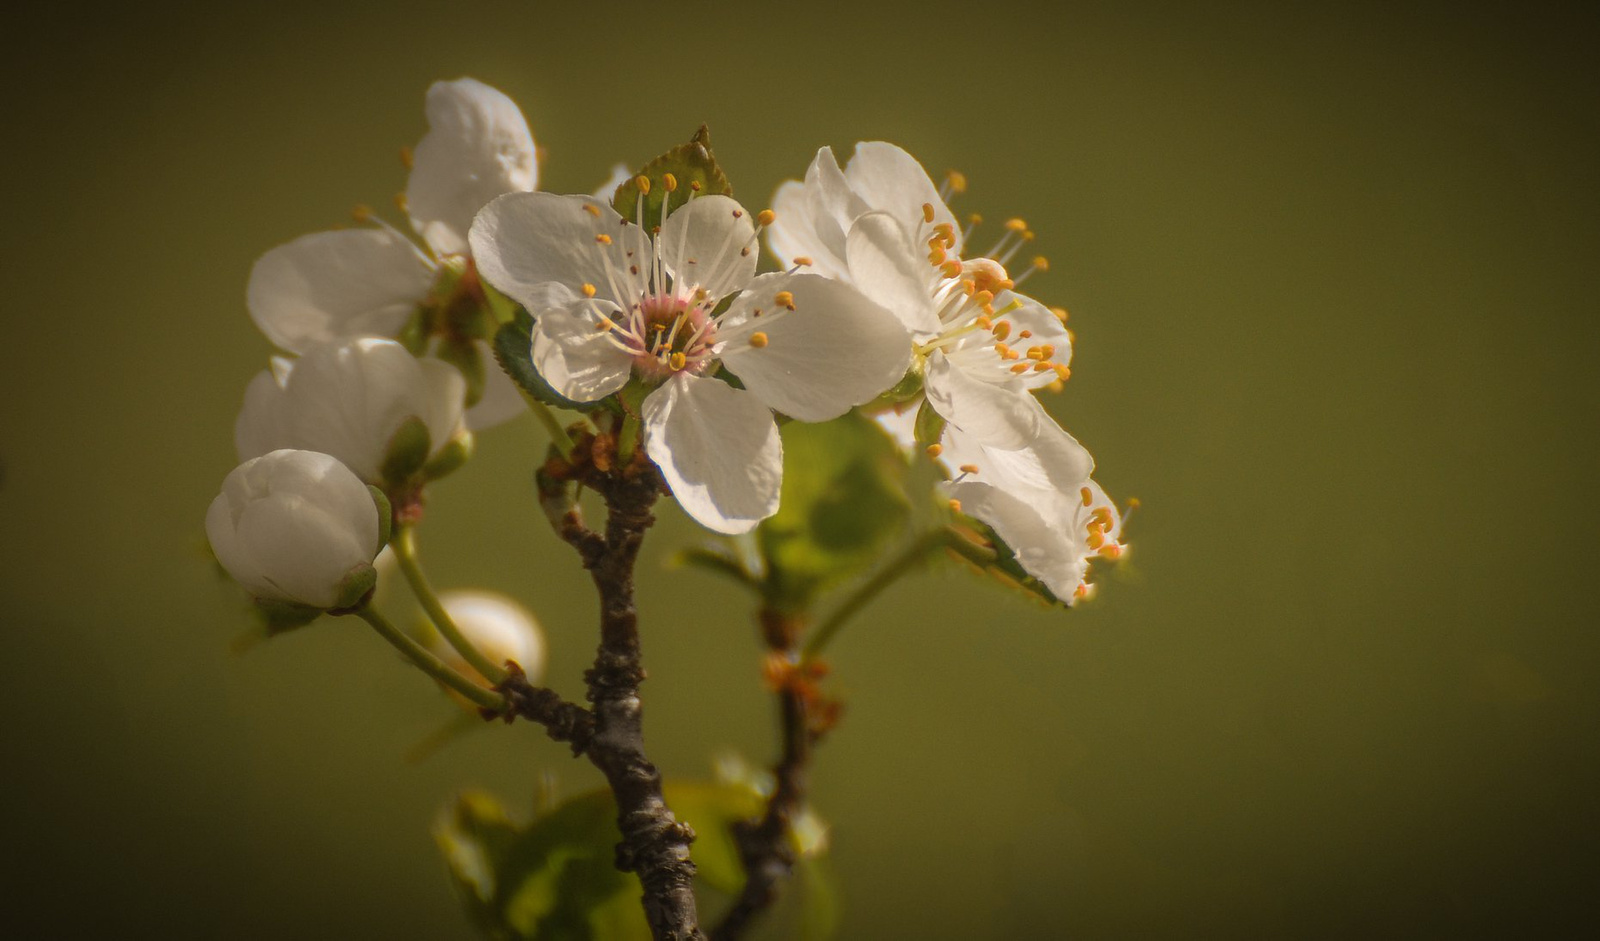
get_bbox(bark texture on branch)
[509,435,705,941]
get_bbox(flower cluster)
[206,77,1126,616]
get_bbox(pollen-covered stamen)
[1012,254,1049,287]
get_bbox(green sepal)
[422,431,474,482]
[367,485,393,549]
[912,396,946,450]
[395,309,429,356]
[252,597,322,634]
[436,337,487,407]
[492,309,592,412]
[870,361,927,411]
[331,562,378,611]
[610,125,733,226]
[380,416,433,486]
[480,277,522,326]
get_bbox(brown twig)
[711,608,828,940]
[520,430,705,941]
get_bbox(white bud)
[234,338,468,484]
[205,450,383,609]
[430,590,545,684]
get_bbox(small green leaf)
[611,126,733,225]
[757,412,912,612]
[912,397,946,450]
[492,309,593,412]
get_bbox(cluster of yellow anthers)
[1081,486,1126,562]
[565,173,788,380]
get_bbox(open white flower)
[246,78,536,429]
[429,590,545,686]
[235,338,468,485]
[769,143,1073,446]
[470,189,913,534]
[206,449,383,609]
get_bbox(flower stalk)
[350,604,507,712]
[392,523,509,684]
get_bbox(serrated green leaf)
[757,413,912,612]
[611,126,733,226]
[492,309,592,412]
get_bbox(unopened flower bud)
[205,450,384,609]
[424,590,545,688]
[234,338,469,486]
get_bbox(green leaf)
[491,309,592,412]
[437,783,764,940]
[757,412,912,612]
[610,126,733,226]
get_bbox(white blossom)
[430,590,545,686]
[234,338,468,485]
[206,449,383,608]
[246,78,537,429]
[470,190,912,534]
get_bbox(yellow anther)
[694,287,710,302]
[994,342,1012,357]
[1054,364,1072,380]
[583,204,602,217]
[1050,305,1069,322]
[635,175,651,195]
[595,318,616,332]
[1027,347,1047,360]
[669,351,687,371]
[793,256,814,266]
[595,233,612,245]
[1087,531,1105,551]
[1040,344,1055,358]
[351,204,374,223]
[1073,583,1090,600]
[991,320,1011,340]
[1010,362,1031,374]
[934,222,956,244]
[1004,348,1021,361]
[961,279,977,297]
[958,463,980,474]
[976,316,993,330]
[662,172,678,192]
[1032,255,1050,272]
[973,290,995,309]
[929,246,947,266]
[947,498,962,513]
[1018,330,1033,340]
[393,192,409,213]
[946,170,968,194]
[1033,362,1053,372]
[749,331,769,348]
[968,213,983,225]
[922,202,936,224]
[690,180,702,192]
[757,209,776,227]
[582,283,597,298]
[940,260,963,278]
[1005,217,1028,232]
[1128,497,1142,510]
[774,291,796,310]
[1080,487,1093,507]
[399,146,414,170]
[1022,230,1036,242]
[1046,379,1065,393]
[1093,507,1113,528]
[1100,544,1124,559]
[925,443,943,458]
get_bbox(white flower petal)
[843,141,960,253]
[246,229,433,355]
[658,194,757,301]
[234,366,290,462]
[944,479,1086,602]
[641,374,782,535]
[767,180,847,279]
[800,147,869,265]
[719,272,912,421]
[530,304,634,403]
[470,192,647,312]
[406,78,537,257]
[923,351,1041,450]
[436,590,545,683]
[942,411,1094,499]
[590,163,632,202]
[844,212,944,337]
[415,358,470,450]
[237,495,372,608]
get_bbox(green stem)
[616,413,641,465]
[802,529,948,661]
[392,524,508,684]
[524,395,577,460]
[351,605,507,712]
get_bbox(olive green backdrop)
[3,1,1596,937]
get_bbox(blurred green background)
[3,1,1597,937]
